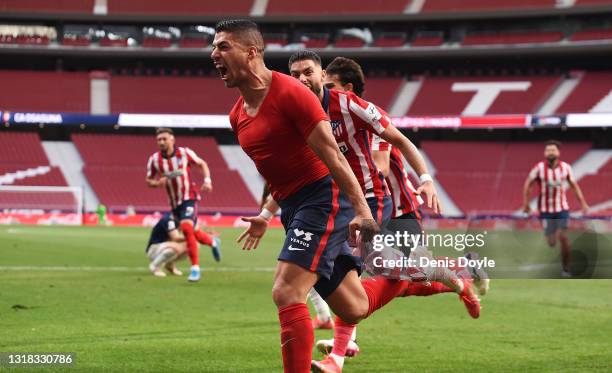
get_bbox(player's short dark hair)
[288,50,322,70]
[545,139,561,149]
[215,19,264,53]
[325,57,365,97]
[156,127,174,136]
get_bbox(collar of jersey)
[322,86,330,113]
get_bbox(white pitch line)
[0,266,276,272]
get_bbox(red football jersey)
[229,71,330,201]
[528,160,574,213]
[146,146,200,209]
[326,89,390,200]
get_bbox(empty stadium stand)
[462,31,564,46]
[421,0,557,13]
[569,28,612,42]
[362,78,404,112]
[407,75,561,115]
[0,71,90,112]
[0,0,93,13]
[422,141,592,214]
[72,134,258,213]
[266,0,408,15]
[107,0,252,15]
[556,71,612,113]
[109,76,239,114]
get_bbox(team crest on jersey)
[331,120,343,137]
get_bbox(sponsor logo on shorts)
[293,229,313,241]
[185,206,194,217]
[288,245,305,251]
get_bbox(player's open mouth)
[216,65,229,80]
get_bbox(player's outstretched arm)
[568,178,589,214]
[306,120,378,242]
[379,125,441,214]
[237,195,279,250]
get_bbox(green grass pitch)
[1,225,611,372]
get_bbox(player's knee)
[335,303,368,324]
[272,282,305,308]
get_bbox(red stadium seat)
[411,35,445,47]
[0,70,89,112]
[362,78,404,112]
[0,0,93,13]
[266,0,408,15]
[556,72,612,113]
[109,76,239,114]
[421,0,556,13]
[462,31,564,46]
[373,33,406,48]
[570,28,612,42]
[107,0,252,15]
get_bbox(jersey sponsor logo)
[165,170,184,179]
[288,245,305,251]
[366,103,382,122]
[185,206,194,216]
[293,228,313,241]
[337,141,349,154]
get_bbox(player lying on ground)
[287,52,482,371]
[146,127,221,282]
[212,19,463,372]
[522,139,589,277]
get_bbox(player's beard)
[546,155,558,166]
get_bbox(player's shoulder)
[271,70,311,96]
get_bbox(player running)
[522,140,589,277]
[146,128,221,282]
[211,19,447,373]
[288,53,481,370]
[146,213,186,277]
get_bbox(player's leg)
[557,211,571,276]
[174,201,201,281]
[273,260,319,373]
[194,224,222,262]
[543,214,558,247]
[148,242,182,277]
[164,243,187,276]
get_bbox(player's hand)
[581,203,589,215]
[237,216,269,250]
[416,180,442,214]
[522,204,532,215]
[158,177,168,188]
[349,215,379,244]
[201,182,212,193]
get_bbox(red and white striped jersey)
[372,139,423,218]
[326,88,389,199]
[528,160,575,213]
[147,146,201,209]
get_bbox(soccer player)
[146,213,186,277]
[522,140,589,277]
[146,127,221,282]
[212,19,442,373]
[290,53,480,369]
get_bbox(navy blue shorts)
[540,210,569,236]
[278,176,361,299]
[172,200,198,224]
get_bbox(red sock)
[195,230,213,246]
[278,303,313,373]
[560,235,571,272]
[404,281,454,296]
[361,276,410,318]
[180,222,199,266]
[331,317,355,357]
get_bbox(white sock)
[330,353,345,368]
[151,249,176,269]
[351,327,357,342]
[191,264,200,271]
[308,289,331,321]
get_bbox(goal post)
[0,185,84,225]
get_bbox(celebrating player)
[211,19,456,372]
[522,140,589,277]
[146,128,221,282]
[146,213,186,277]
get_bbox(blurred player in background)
[523,140,589,277]
[146,128,221,282]
[146,213,186,277]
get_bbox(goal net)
[0,185,83,225]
